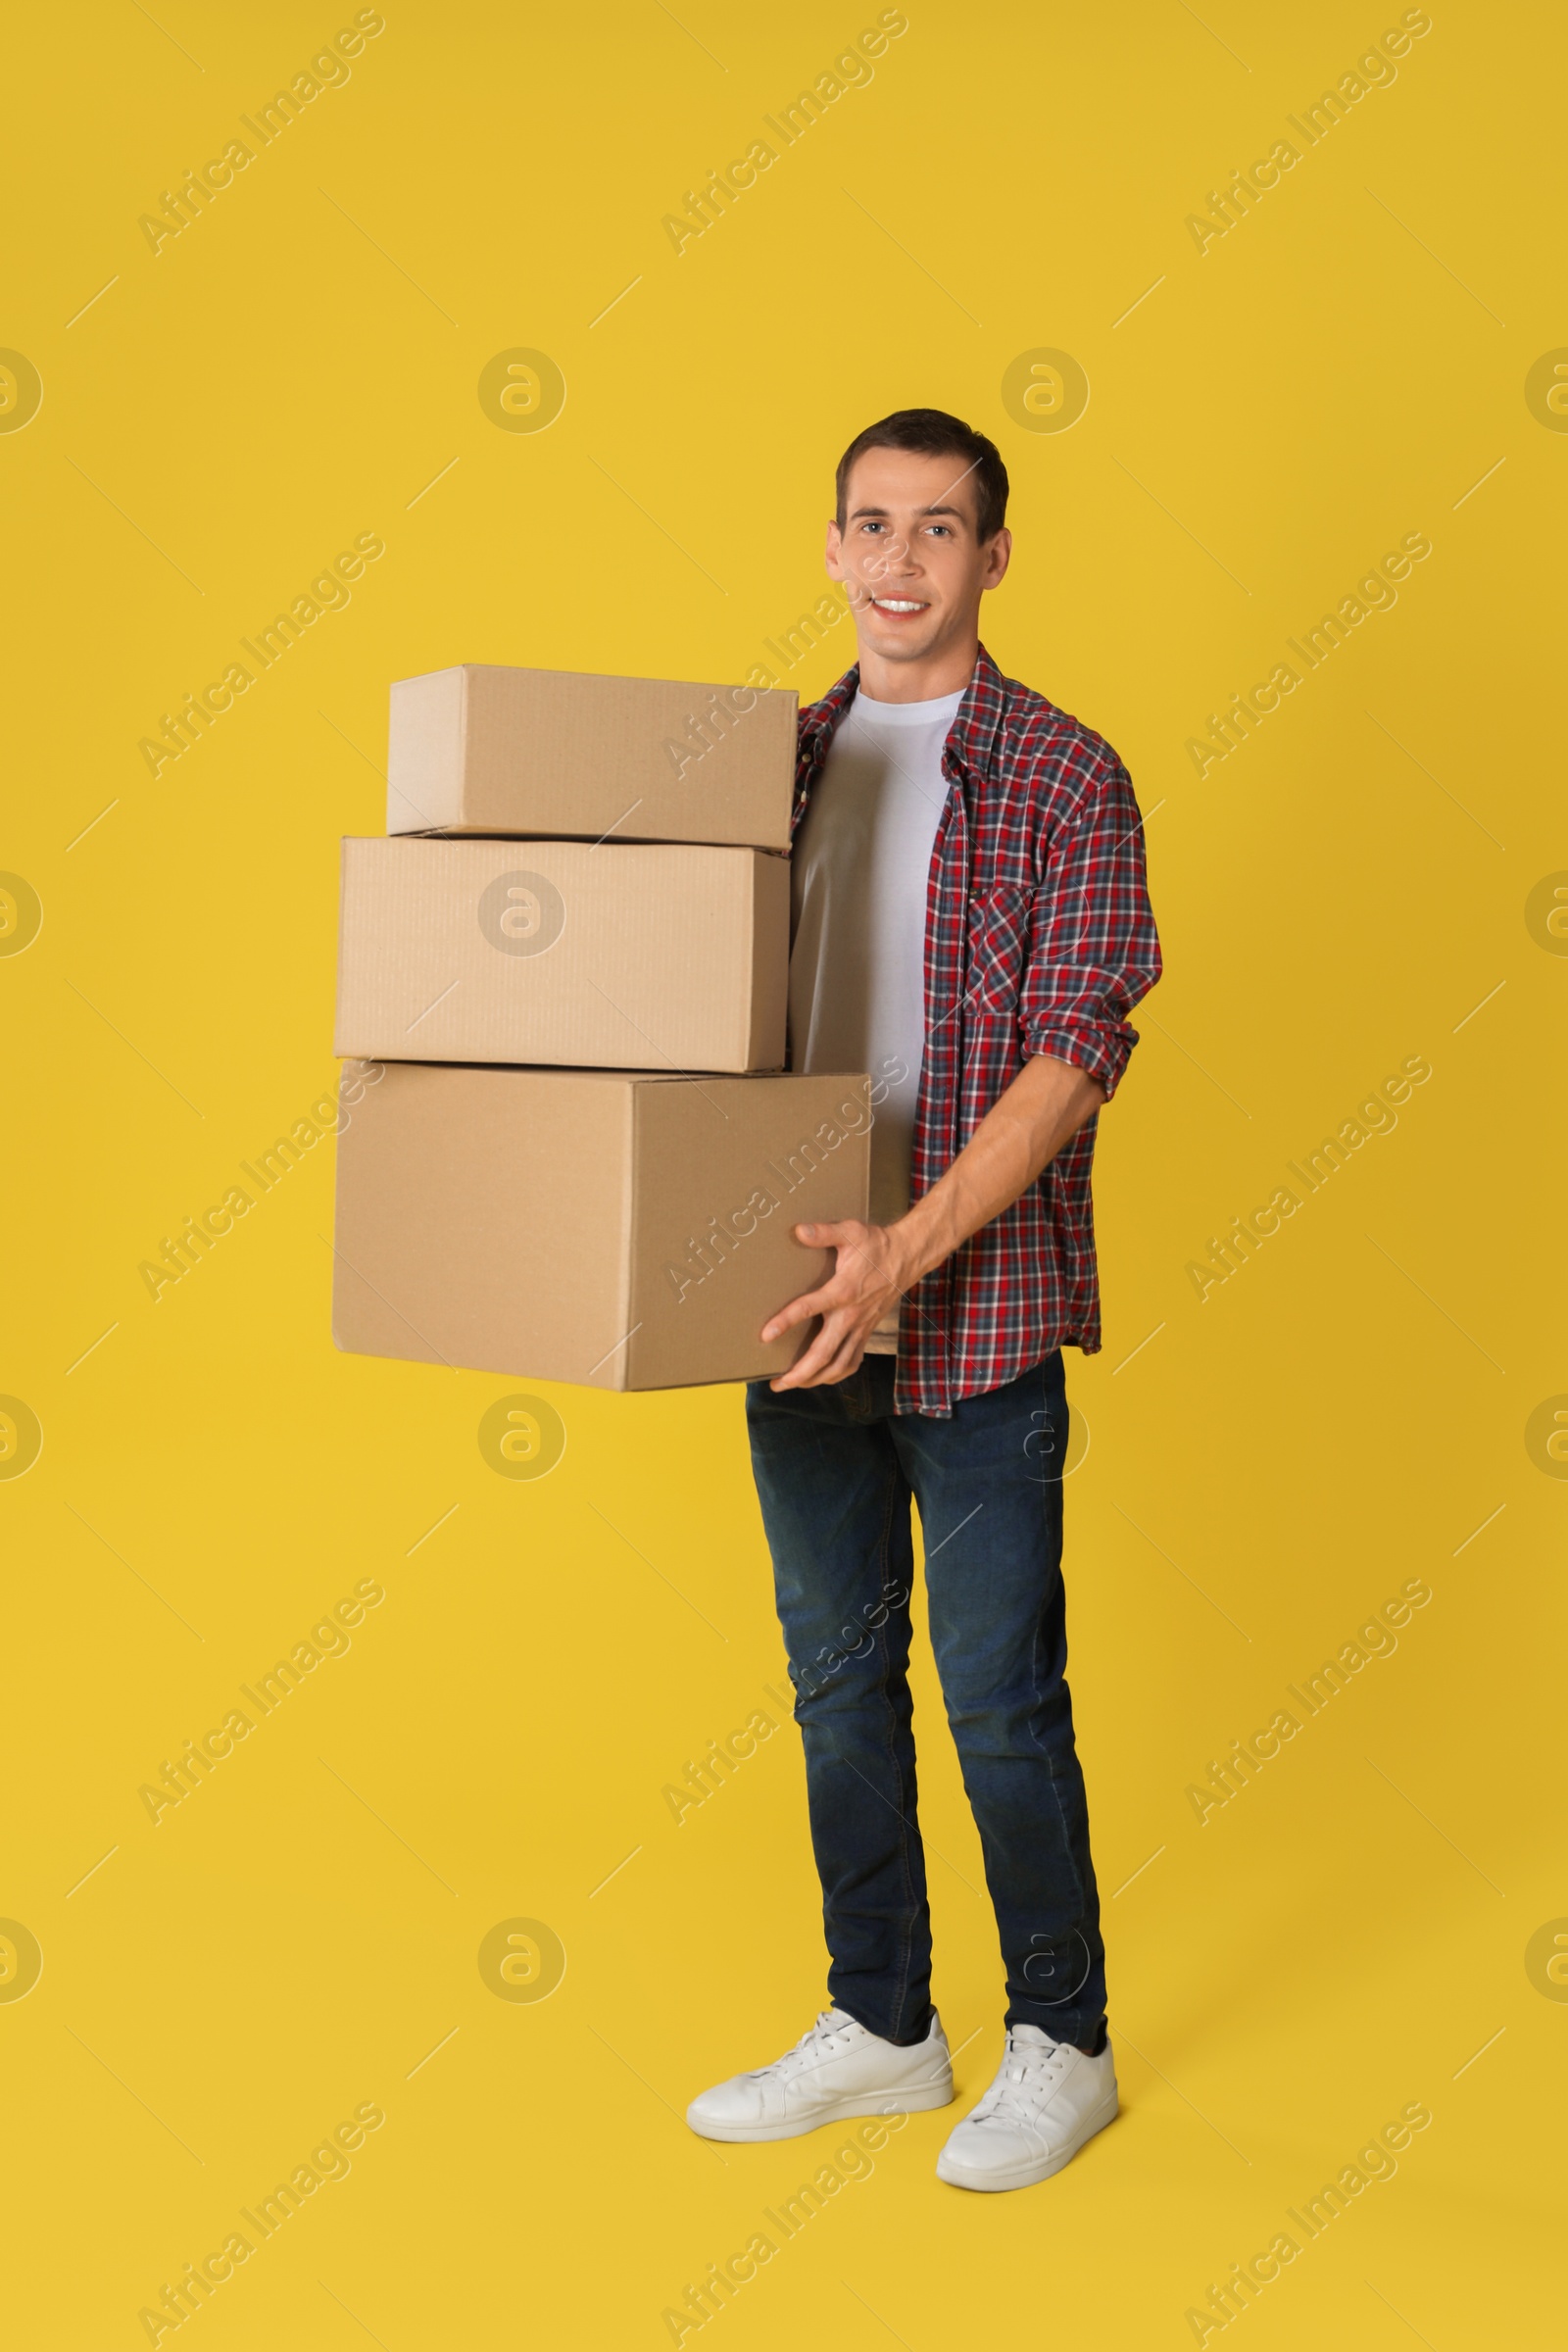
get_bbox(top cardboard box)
[387,663,798,851]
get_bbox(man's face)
[825,446,1010,670]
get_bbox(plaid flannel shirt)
[793,645,1161,1416]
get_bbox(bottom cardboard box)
[331,1060,872,1391]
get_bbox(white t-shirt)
[788,682,967,1351]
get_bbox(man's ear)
[824,516,846,581]
[982,526,1012,589]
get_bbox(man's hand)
[761,1219,913,1391]
[760,1053,1108,1392]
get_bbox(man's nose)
[869,532,918,575]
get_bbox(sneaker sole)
[934,2091,1118,2191]
[687,2077,955,2143]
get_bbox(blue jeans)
[746,1350,1105,2051]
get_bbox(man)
[685,409,1160,2192]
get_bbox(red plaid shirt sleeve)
[1017,751,1159,1101]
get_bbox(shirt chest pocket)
[965,883,1032,1015]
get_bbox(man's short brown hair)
[835,408,1009,543]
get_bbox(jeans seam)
[872,1444,922,2043]
[1025,1355,1096,2026]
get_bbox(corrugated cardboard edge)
[621,1072,715,1390]
[748,854,789,1071]
[599,1076,639,1390]
[621,1079,650,1390]
[387,667,466,835]
[456,665,472,827]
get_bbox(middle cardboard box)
[335,835,789,1074]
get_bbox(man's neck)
[854,630,979,705]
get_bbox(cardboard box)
[387,663,798,851]
[331,1062,872,1391]
[334,836,789,1074]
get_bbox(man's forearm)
[761,1051,1108,1389]
[886,1052,1106,1292]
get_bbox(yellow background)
[4,2,1563,2343]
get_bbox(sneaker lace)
[976,2034,1068,2124]
[768,2010,859,2080]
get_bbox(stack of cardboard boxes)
[330,663,871,1391]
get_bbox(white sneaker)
[936,2026,1117,2191]
[686,2007,954,2142]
